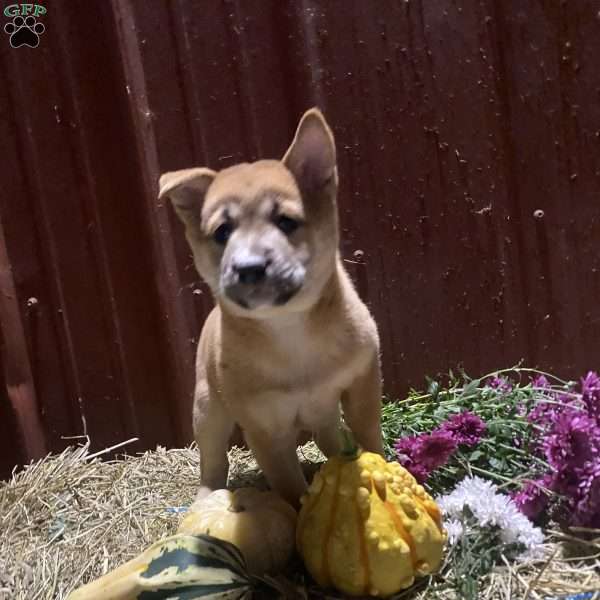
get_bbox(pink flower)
[551,466,581,498]
[527,392,572,432]
[512,477,551,521]
[514,372,600,528]
[416,431,458,470]
[487,376,513,393]
[394,435,419,457]
[581,371,600,422]
[395,430,458,482]
[574,460,600,527]
[406,463,430,484]
[531,374,551,389]
[439,411,486,447]
[542,409,600,471]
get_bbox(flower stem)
[339,423,361,460]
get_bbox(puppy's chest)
[219,317,371,430]
[254,338,360,429]
[264,329,366,416]
[268,326,358,386]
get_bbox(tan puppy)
[159,109,383,506]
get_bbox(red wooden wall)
[1,0,598,477]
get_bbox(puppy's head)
[159,108,339,317]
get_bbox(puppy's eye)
[275,215,300,235]
[213,222,234,245]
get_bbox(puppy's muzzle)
[223,256,302,309]
[234,259,268,285]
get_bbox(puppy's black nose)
[234,260,267,285]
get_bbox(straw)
[1,440,598,599]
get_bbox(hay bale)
[0,440,323,599]
[1,440,598,599]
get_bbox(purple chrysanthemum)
[512,477,551,521]
[581,371,600,422]
[516,402,528,418]
[487,376,514,393]
[531,374,551,389]
[438,411,487,447]
[542,409,600,471]
[550,465,581,498]
[415,430,458,470]
[527,402,556,428]
[514,371,600,528]
[527,392,573,431]
[395,435,430,482]
[394,435,420,458]
[406,463,430,484]
[573,460,600,528]
[395,430,458,482]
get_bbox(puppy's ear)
[283,108,337,194]
[158,168,216,232]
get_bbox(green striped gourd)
[67,534,251,600]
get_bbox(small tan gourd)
[178,487,297,575]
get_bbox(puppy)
[159,108,383,506]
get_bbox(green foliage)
[379,367,572,599]
[447,507,526,600]
[381,367,565,496]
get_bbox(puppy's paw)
[193,485,217,503]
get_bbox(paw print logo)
[4,15,45,48]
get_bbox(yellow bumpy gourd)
[297,439,447,597]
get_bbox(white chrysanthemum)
[436,476,544,559]
[444,519,464,544]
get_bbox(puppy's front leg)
[315,420,343,457]
[244,429,307,508]
[342,356,384,455]
[193,379,234,499]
